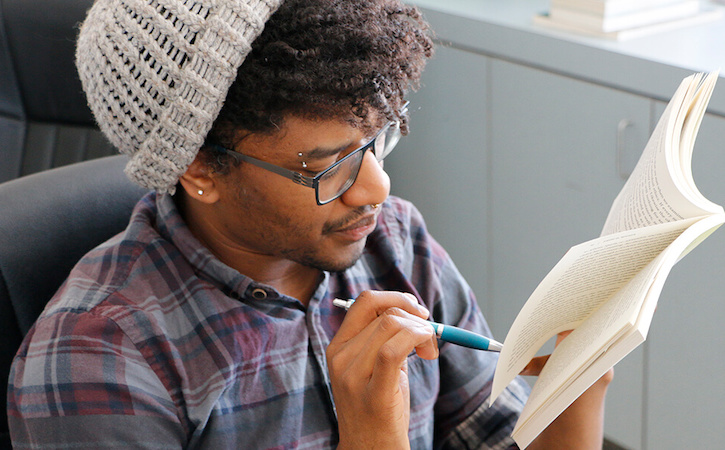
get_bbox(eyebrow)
[302,141,359,160]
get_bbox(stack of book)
[534,0,723,40]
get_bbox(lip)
[333,214,378,241]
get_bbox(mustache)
[322,206,374,234]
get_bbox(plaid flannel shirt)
[8,193,529,449]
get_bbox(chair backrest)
[0,0,115,183]
[0,155,149,447]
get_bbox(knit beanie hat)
[76,0,283,193]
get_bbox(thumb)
[520,354,551,377]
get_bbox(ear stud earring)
[197,189,204,196]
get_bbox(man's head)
[77,0,433,274]
[76,0,432,193]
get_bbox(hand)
[523,330,614,449]
[326,291,439,449]
[520,330,572,377]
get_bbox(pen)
[332,298,503,352]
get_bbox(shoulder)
[371,196,449,269]
[376,195,427,235]
[46,193,192,316]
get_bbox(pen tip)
[489,341,503,352]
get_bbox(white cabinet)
[643,108,725,449]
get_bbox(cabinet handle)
[616,119,635,180]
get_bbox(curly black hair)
[202,0,433,169]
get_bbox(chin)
[312,253,363,273]
[298,242,366,273]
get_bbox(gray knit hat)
[76,0,283,193]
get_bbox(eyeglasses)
[210,105,406,205]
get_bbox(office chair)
[0,155,149,448]
[0,0,115,184]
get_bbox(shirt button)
[251,288,268,300]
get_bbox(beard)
[274,205,372,273]
[228,179,372,273]
[280,236,367,273]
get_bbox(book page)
[509,213,725,448]
[513,327,646,448]
[514,252,665,432]
[490,219,694,403]
[602,73,722,236]
[489,72,725,447]
[676,72,719,204]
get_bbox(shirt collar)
[154,192,258,300]
[153,192,330,309]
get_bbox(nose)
[339,149,390,207]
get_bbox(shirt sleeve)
[7,310,186,449]
[440,377,530,450]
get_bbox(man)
[8,0,611,448]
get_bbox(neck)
[243,258,322,306]
[177,194,322,306]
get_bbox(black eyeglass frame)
[209,103,408,205]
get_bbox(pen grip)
[430,323,492,351]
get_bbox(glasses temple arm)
[210,144,315,188]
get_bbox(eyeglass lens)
[317,121,401,204]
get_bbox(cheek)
[226,168,314,208]
[230,178,328,232]
[219,169,343,243]
[274,167,320,199]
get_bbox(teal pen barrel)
[430,323,493,351]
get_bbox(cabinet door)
[384,45,491,313]
[645,108,725,449]
[489,59,651,449]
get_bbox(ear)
[179,155,220,204]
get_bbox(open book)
[489,72,725,449]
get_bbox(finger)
[368,318,438,395]
[519,331,574,377]
[369,309,437,360]
[555,330,573,346]
[334,291,429,341]
[519,330,573,377]
[328,307,435,382]
[520,354,550,376]
[353,308,438,374]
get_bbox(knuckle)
[356,290,375,305]
[377,310,404,332]
[327,350,346,376]
[602,367,615,383]
[377,343,402,366]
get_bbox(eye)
[323,162,343,177]
[302,161,335,176]
[310,150,352,175]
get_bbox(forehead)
[238,114,371,160]
[283,106,387,136]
